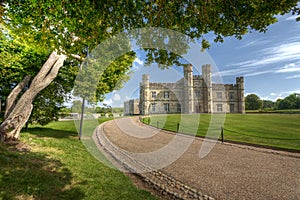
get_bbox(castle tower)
[236,77,245,113]
[140,74,150,115]
[202,64,213,113]
[183,64,194,113]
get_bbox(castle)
[124,64,245,115]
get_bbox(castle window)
[164,103,170,112]
[164,91,170,98]
[151,91,157,99]
[217,92,222,99]
[229,92,234,100]
[195,91,200,97]
[177,103,181,112]
[217,104,223,112]
[151,103,156,112]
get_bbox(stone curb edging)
[94,122,215,200]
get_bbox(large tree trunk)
[0,51,67,142]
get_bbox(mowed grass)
[143,114,300,151]
[0,118,158,200]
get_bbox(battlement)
[149,82,177,89]
[236,76,244,83]
[193,75,203,80]
[138,65,245,114]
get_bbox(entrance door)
[195,104,200,113]
[230,104,234,113]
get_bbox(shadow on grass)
[26,127,78,139]
[0,143,85,200]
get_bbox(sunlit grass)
[143,114,300,151]
[0,118,158,200]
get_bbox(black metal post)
[177,123,180,132]
[221,127,224,143]
[79,97,85,140]
[78,47,89,140]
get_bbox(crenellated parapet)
[135,64,245,115]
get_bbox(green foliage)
[262,100,276,110]
[245,94,263,110]
[112,107,124,114]
[1,1,299,124]
[2,1,299,59]
[276,93,300,110]
[71,100,82,113]
[0,31,79,125]
[0,120,157,199]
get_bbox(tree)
[245,94,262,110]
[0,32,79,125]
[71,100,83,113]
[0,1,299,142]
[262,100,275,110]
[0,27,135,141]
[276,93,300,110]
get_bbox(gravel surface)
[100,117,300,200]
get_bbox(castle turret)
[202,64,213,113]
[183,64,194,113]
[140,74,150,115]
[236,77,245,113]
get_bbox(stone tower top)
[236,77,244,90]
[142,74,149,82]
[202,64,212,87]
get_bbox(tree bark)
[0,51,67,142]
[4,75,31,119]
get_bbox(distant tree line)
[70,100,123,117]
[245,93,300,111]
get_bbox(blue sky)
[101,13,300,107]
[207,13,300,101]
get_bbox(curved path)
[96,117,300,200]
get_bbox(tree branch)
[4,75,31,119]
[70,54,84,61]
[30,51,60,86]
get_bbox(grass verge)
[142,114,300,151]
[0,118,158,200]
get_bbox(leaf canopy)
[2,0,299,54]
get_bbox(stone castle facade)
[138,64,245,115]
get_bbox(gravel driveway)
[99,117,300,200]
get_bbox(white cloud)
[131,57,144,71]
[244,70,274,77]
[219,68,251,77]
[125,96,130,101]
[229,40,300,68]
[275,63,300,73]
[112,92,121,101]
[236,38,271,49]
[286,15,299,21]
[285,74,300,79]
[134,57,144,65]
[102,99,112,105]
[264,89,300,101]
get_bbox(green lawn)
[143,114,300,151]
[0,119,158,200]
